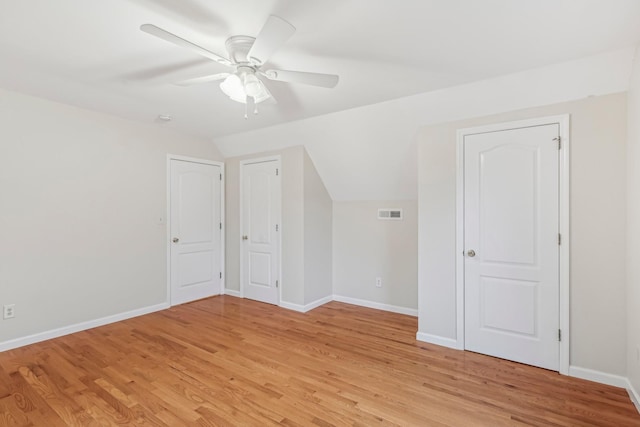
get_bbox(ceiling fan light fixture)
[220,74,246,102]
[220,72,271,104]
[243,73,263,98]
[252,90,271,104]
[244,73,271,104]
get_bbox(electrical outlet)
[376,277,382,288]
[3,304,15,319]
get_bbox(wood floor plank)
[0,296,639,426]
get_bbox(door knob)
[242,235,248,240]
[467,249,476,257]
[172,237,179,243]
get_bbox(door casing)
[239,155,282,304]
[455,115,570,375]
[166,154,225,306]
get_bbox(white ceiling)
[1,0,640,139]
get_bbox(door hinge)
[276,168,279,176]
[558,329,562,342]
[275,280,279,288]
[220,173,222,181]
[219,272,222,279]
[558,233,562,245]
[219,222,222,230]
[553,136,561,150]
[276,224,279,232]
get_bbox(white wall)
[0,88,222,346]
[418,93,628,376]
[417,135,457,339]
[224,146,332,308]
[627,46,640,395]
[333,201,417,311]
[281,147,305,305]
[303,150,333,305]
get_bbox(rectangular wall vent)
[378,208,403,220]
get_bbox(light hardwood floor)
[0,296,638,426]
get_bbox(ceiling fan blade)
[175,73,230,86]
[263,69,339,88]
[140,24,232,67]
[247,15,296,65]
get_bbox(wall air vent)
[378,208,403,220]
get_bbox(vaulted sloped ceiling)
[215,49,636,200]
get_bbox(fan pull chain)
[244,99,248,120]
[254,104,259,115]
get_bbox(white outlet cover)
[3,304,15,319]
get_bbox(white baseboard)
[568,366,629,388]
[224,292,416,317]
[569,367,640,414]
[304,295,333,312]
[416,332,461,350]
[279,295,332,313]
[279,300,306,312]
[626,379,640,414]
[223,288,241,298]
[0,302,169,353]
[332,295,418,316]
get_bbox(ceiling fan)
[140,15,339,111]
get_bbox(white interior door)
[170,159,222,305]
[463,124,560,371]
[241,159,280,305]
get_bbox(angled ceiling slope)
[215,48,637,201]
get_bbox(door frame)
[239,155,282,304]
[166,154,225,306]
[455,115,570,375]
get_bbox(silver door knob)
[242,235,248,240]
[172,237,179,243]
[467,249,476,257]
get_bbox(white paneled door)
[241,159,281,305]
[170,159,222,306]
[463,124,560,371]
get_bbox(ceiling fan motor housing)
[225,35,257,66]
